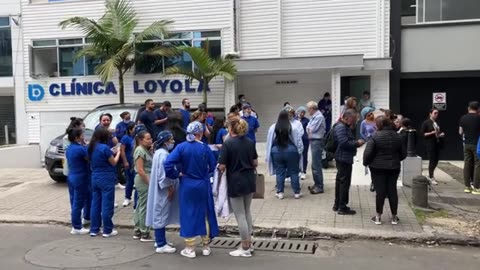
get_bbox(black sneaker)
[337,208,356,215]
[140,233,154,242]
[133,230,141,240]
[391,216,400,225]
[332,205,338,212]
[371,216,382,225]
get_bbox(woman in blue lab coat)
[164,121,218,259]
[65,127,90,235]
[88,127,121,238]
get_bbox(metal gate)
[0,96,15,145]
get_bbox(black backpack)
[324,123,338,153]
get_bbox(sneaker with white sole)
[229,248,252,257]
[294,193,303,199]
[300,173,306,180]
[371,216,382,225]
[122,199,131,207]
[102,230,118,238]
[428,177,439,185]
[275,193,284,200]
[114,203,119,208]
[391,216,400,225]
[156,245,177,254]
[140,233,154,242]
[116,183,126,189]
[70,228,90,235]
[89,232,98,237]
[82,218,90,226]
[472,188,480,195]
[180,248,196,258]
[202,247,212,256]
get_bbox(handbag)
[253,173,265,199]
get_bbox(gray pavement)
[1,224,479,270]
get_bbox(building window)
[136,30,222,74]
[0,17,12,77]
[30,38,98,78]
[417,0,480,23]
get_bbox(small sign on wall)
[432,92,447,111]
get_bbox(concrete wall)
[402,23,480,72]
[0,145,41,168]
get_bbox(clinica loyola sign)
[27,78,211,102]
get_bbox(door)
[0,96,15,145]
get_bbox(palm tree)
[59,0,174,104]
[166,42,237,106]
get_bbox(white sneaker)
[114,203,119,208]
[275,193,284,200]
[156,245,177,254]
[285,178,291,182]
[102,230,118,238]
[300,173,306,180]
[122,199,131,207]
[202,247,212,256]
[116,183,126,189]
[429,177,439,185]
[82,218,90,226]
[70,228,89,235]
[294,193,303,199]
[229,248,252,257]
[180,248,196,258]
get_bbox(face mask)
[166,143,175,151]
[244,112,250,117]
[124,119,131,124]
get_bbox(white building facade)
[17,0,391,161]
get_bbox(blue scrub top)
[179,109,190,130]
[120,134,134,164]
[90,143,115,174]
[215,128,228,144]
[66,142,89,175]
[154,109,168,133]
[242,116,260,143]
[115,121,130,141]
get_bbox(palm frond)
[213,59,237,80]
[95,57,118,83]
[143,45,178,58]
[101,0,138,41]
[166,66,201,81]
[73,46,107,62]
[136,20,173,42]
[181,46,214,73]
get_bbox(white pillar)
[331,69,341,122]
[224,79,236,113]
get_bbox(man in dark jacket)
[333,109,365,215]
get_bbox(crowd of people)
[62,92,480,259]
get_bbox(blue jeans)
[125,168,136,200]
[90,176,115,234]
[155,228,167,248]
[271,144,301,194]
[302,138,310,173]
[310,139,325,190]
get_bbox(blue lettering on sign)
[170,80,183,93]
[49,84,60,97]
[145,80,157,93]
[131,79,211,94]
[28,84,45,101]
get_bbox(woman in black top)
[218,117,258,258]
[364,116,406,225]
[420,109,445,185]
[166,112,186,149]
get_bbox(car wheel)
[49,173,67,182]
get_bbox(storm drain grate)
[0,182,23,188]
[210,238,316,254]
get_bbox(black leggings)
[370,168,400,216]
[426,146,439,179]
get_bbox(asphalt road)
[0,224,478,270]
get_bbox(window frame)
[0,16,13,77]
[415,0,480,24]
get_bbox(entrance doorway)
[0,96,16,145]
[341,76,371,105]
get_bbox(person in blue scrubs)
[146,130,179,254]
[241,104,260,147]
[209,118,227,161]
[164,121,219,259]
[96,113,119,148]
[179,98,191,130]
[65,127,91,235]
[88,127,121,238]
[191,110,211,144]
[115,111,132,141]
[121,122,136,207]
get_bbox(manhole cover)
[0,182,23,188]
[25,237,154,268]
[210,238,317,254]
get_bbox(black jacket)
[363,128,407,170]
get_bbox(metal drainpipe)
[233,0,239,52]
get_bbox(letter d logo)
[28,84,45,101]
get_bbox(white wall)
[402,24,480,72]
[239,0,390,59]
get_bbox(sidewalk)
[0,146,478,243]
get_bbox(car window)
[83,108,139,131]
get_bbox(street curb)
[1,218,479,247]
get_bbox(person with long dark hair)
[65,127,90,235]
[88,127,121,237]
[266,111,304,199]
[166,111,186,149]
[121,122,136,207]
[164,121,218,259]
[420,108,445,185]
[363,116,406,225]
[218,118,258,257]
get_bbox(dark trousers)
[463,144,480,189]
[426,145,439,178]
[334,161,352,210]
[302,138,309,173]
[370,168,400,216]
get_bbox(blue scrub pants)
[68,176,91,223]
[90,176,115,235]
[125,168,136,200]
[155,228,167,248]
